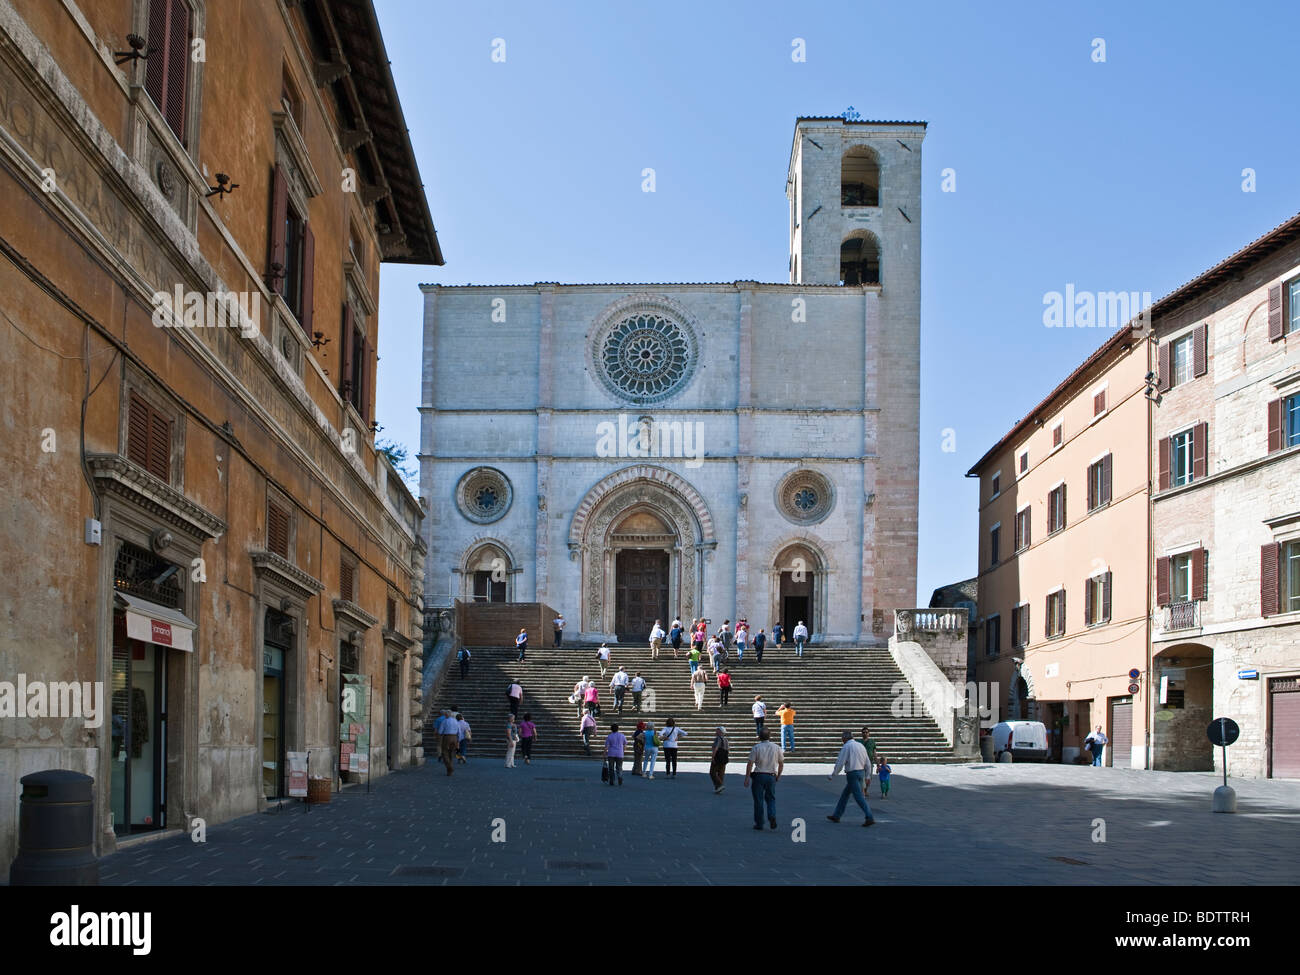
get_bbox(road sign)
[1207,717,1239,747]
[1128,668,1141,680]
[1128,682,1140,694]
[1237,669,1259,680]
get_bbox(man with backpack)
[457,646,471,679]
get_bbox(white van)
[989,720,1049,762]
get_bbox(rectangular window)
[991,472,1001,498]
[1011,604,1029,649]
[386,597,397,631]
[1171,552,1193,603]
[1015,507,1031,552]
[1284,540,1300,614]
[473,571,506,603]
[1052,424,1063,449]
[1046,590,1066,638]
[985,616,1000,657]
[1289,395,1300,448]
[267,501,290,559]
[1019,451,1029,474]
[1087,455,1112,511]
[1171,332,1194,387]
[281,66,303,131]
[1048,484,1066,534]
[1171,429,1193,486]
[1085,573,1112,626]
[340,558,355,603]
[1094,389,1106,415]
[989,525,1000,567]
[1290,279,1300,336]
[283,200,305,321]
[144,0,192,143]
[126,391,172,483]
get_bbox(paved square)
[97,760,1300,885]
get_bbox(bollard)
[8,769,99,885]
[1212,785,1237,813]
[979,736,995,762]
[997,750,1013,763]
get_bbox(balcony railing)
[1164,600,1200,631]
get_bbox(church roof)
[418,280,870,290]
[795,116,927,126]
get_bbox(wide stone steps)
[425,644,966,765]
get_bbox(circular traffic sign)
[1128,682,1140,694]
[1128,668,1141,681]
[1207,717,1240,747]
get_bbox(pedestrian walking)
[456,712,472,763]
[735,621,748,662]
[506,679,523,718]
[719,619,731,649]
[630,672,646,710]
[642,721,659,779]
[717,668,732,706]
[596,643,611,677]
[584,682,600,717]
[581,711,597,755]
[457,646,471,679]
[1084,726,1108,766]
[772,621,784,647]
[688,642,702,674]
[611,666,630,712]
[692,619,707,657]
[709,725,729,794]
[632,720,646,775]
[754,628,766,663]
[776,702,796,753]
[669,618,684,656]
[515,627,528,662]
[649,619,666,659]
[660,718,687,777]
[505,714,520,768]
[876,756,892,798]
[708,636,722,674]
[792,620,808,657]
[752,695,766,736]
[553,612,566,647]
[691,665,708,709]
[743,729,784,830]
[572,676,590,720]
[826,730,875,826]
[605,723,627,786]
[438,708,458,776]
[517,712,538,764]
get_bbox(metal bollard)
[8,769,99,885]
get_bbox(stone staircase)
[424,642,966,765]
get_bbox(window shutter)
[340,561,354,603]
[1059,483,1066,527]
[1192,548,1206,601]
[269,165,288,290]
[1084,576,1094,625]
[1020,604,1029,647]
[1023,510,1031,548]
[127,392,151,468]
[299,223,315,333]
[162,0,190,141]
[1261,543,1280,617]
[358,338,370,423]
[147,407,171,482]
[1044,595,1051,639]
[1060,589,1066,634]
[1101,453,1113,505]
[1192,422,1208,480]
[1193,323,1207,377]
[1268,398,1283,453]
[1094,390,1106,415]
[1087,466,1095,510]
[1156,556,1170,607]
[1157,341,1171,391]
[1102,571,1113,622]
[267,502,289,559]
[340,303,355,399]
[1158,436,1171,491]
[1268,284,1284,342]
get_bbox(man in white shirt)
[610,666,631,712]
[630,673,647,711]
[743,729,784,830]
[596,644,611,677]
[649,619,666,658]
[553,613,565,647]
[826,730,875,826]
[792,621,809,658]
[572,676,589,719]
[752,695,767,736]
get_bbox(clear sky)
[371,0,1300,604]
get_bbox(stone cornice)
[382,627,416,651]
[88,454,226,540]
[333,599,378,632]
[250,550,325,600]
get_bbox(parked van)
[989,720,1049,762]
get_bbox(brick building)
[0,0,437,866]
[419,117,923,644]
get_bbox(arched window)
[841,146,880,207]
[840,233,880,286]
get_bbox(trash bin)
[8,769,98,885]
[979,735,995,762]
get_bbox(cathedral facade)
[419,117,923,644]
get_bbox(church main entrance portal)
[615,550,668,643]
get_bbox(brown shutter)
[340,303,355,399]
[144,0,167,110]
[1084,576,1094,626]
[1059,483,1066,527]
[1193,548,1207,601]
[340,561,354,603]
[1261,543,1280,617]
[1094,390,1106,415]
[269,165,288,290]
[1020,604,1029,647]
[1102,571,1113,622]
[1192,422,1208,480]
[1102,453,1113,505]
[1268,283,1284,342]
[1156,556,1170,607]
[1157,342,1171,391]
[299,223,315,333]
[1087,465,1095,510]
[127,392,151,468]
[1045,594,1052,639]
[1023,509,1031,548]
[1158,436,1171,491]
[163,0,190,141]
[359,338,370,423]
[1193,323,1207,377]
[147,408,171,482]
[1060,589,1066,634]
[267,502,289,559]
[1268,398,1284,453]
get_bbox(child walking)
[876,755,892,798]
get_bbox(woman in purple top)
[517,712,538,764]
[604,723,627,786]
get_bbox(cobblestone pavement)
[97,760,1300,885]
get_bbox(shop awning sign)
[116,593,196,652]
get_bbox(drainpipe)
[1145,326,1156,771]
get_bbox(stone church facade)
[419,118,923,644]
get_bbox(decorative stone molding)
[775,468,835,525]
[569,465,716,548]
[383,627,416,652]
[333,599,378,633]
[455,467,512,524]
[88,454,226,540]
[250,550,324,600]
[587,294,700,405]
[272,111,323,199]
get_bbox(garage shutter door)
[1270,679,1300,779]
[1110,700,1133,768]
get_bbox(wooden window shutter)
[299,224,315,334]
[339,303,355,398]
[1087,465,1095,510]
[359,338,370,422]
[1193,323,1207,377]
[145,0,190,143]
[1020,604,1029,647]
[269,165,288,290]
[1023,509,1031,549]
[1268,284,1284,342]
[1045,594,1052,639]
[127,391,151,468]
[1101,453,1113,505]
[1156,556,1171,607]
[1093,390,1105,415]
[1102,571,1113,622]
[1084,576,1094,625]
[1268,398,1283,453]
[1059,483,1066,527]
[340,560,354,603]
[147,408,171,481]
[1157,342,1171,391]
[1261,543,1280,617]
[1158,436,1171,491]
[1060,589,1066,633]
[267,502,289,559]
[1192,422,1208,480]
[1193,548,1207,601]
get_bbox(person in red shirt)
[717,668,732,706]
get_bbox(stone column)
[861,290,880,643]
[535,286,555,604]
[735,284,754,620]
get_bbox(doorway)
[110,611,167,835]
[615,549,668,642]
[1110,697,1133,768]
[386,659,398,771]
[262,609,292,799]
[779,574,814,638]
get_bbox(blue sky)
[372,0,1300,603]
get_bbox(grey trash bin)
[8,769,99,885]
[979,735,995,762]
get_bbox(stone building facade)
[0,0,435,867]
[420,117,923,644]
